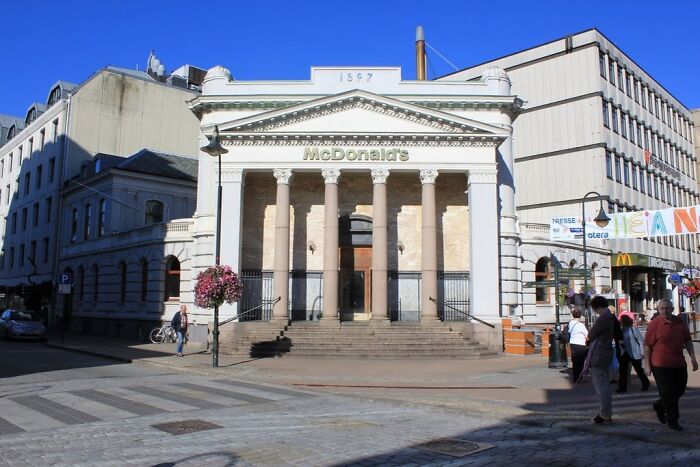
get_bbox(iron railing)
[429,297,495,328]
[219,297,281,326]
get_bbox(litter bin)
[548,329,568,368]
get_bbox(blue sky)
[2,0,699,117]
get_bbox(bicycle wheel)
[149,327,165,344]
[165,326,176,343]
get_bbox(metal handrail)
[219,297,281,326]
[429,297,495,329]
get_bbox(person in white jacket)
[568,308,588,383]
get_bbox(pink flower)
[194,265,243,309]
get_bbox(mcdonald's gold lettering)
[302,147,410,162]
[304,148,319,160]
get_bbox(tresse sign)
[303,147,409,162]
[550,205,700,241]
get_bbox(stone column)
[468,169,500,322]
[371,168,390,323]
[321,168,340,324]
[272,169,293,321]
[219,168,244,321]
[420,169,439,322]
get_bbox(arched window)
[119,261,127,302]
[25,107,37,126]
[144,200,164,225]
[78,266,85,301]
[47,86,62,106]
[92,264,99,301]
[6,125,16,141]
[164,256,181,300]
[84,204,92,240]
[140,258,148,301]
[535,257,551,304]
[70,208,78,243]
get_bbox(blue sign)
[59,272,73,285]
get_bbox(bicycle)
[150,324,180,344]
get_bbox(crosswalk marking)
[43,392,134,420]
[72,389,164,416]
[12,395,100,425]
[214,379,313,399]
[127,385,225,410]
[108,386,200,412]
[0,416,23,435]
[178,382,274,404]
[0,399,65,431]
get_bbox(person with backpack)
[567,308,589,383]
[171,304,188,357]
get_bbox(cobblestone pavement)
[1,340,699,466]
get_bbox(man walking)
[171,305,188,357]
[644,298,698,431]
[586,296,616,424]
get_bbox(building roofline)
[439,27,693,113]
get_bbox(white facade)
[442,28,697,322]
[187,66,521,326]
[0,67,200,321]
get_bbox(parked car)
[0,309,46,340]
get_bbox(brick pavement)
[0,334,695,465]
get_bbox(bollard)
[548,329,568,368]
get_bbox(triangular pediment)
[209,89,506,137]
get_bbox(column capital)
[370,168,390,184]
[468,169,498,185]
[273,168,293,184]
[221,168,244,183]
[321,168,341,184]
[419,169,439,184]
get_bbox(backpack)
[560,324,571,343]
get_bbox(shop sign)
[303,147,409,162]
[612,252,684,271]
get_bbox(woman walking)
[616,315,650,393]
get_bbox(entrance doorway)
[340,246,372,321]
[339,215,373,321]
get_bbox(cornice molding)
[221,133,504,147]
[468,170,498,185]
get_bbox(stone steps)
[221,320,498,359]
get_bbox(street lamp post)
[581,191,611,325]
[200,125,228,367]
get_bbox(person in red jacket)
[644,298,698,431]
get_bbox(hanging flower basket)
[679,279,700,301]
[557,285,576,306]
[194,265,243,309]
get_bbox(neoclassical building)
[187,66,521,332]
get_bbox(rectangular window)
[29,241,36,263]
[4,185,8,204]
[632,165,638,190]
[639,168,645,194]
[21,208,27,231]
[623,160,630,186]
[0,158,3,178]
[629,119,635,144]
[28,139,33,155]
[19,244,24,268]
[617,66,624,91]
[609,60,616,85]
[606,151,613,179]
[42,237,49,263]
[602,100,610,128]
[626,74,632,96]
[642,86,648,109]
[643,128,649,150]
[655,97,660,117]
[0,250,4,271]
[32,203,39,227]
[84,204,91,240]
[599,51,607,78]
[11,212,16,234]
[39,130,45,151]
[654,176,659,199]
[49,158,55,183]
[9,247,14,269]
[660,179,666,202]
[621,113,627,138]
[98,199,106,237]
[637,122,642,148]
[24,172,30,196]
[45,196,52,223]
[52,119,59,143]
[615,155,622,182]
[36,165,42,189]
[647,173,652,197]
[611,106,619,133]
[634,79,640,102]
[70,208,78,243]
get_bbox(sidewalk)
[46,332,700,448]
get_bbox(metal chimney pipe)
[416,26,426,80]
